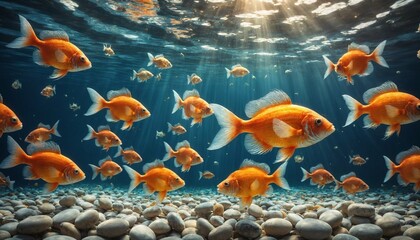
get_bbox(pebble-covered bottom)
[0,185,419,240]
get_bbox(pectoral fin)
[157,191,167,203]
[44,183,59,192]
[385,105,400,118]
[50,69,68,79]
[55,50,67,63]
[250,179,260,192]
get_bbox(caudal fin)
[198,171,203,180]
[0,136,28,169]
[85,88,106,116]
[172,90,183,114]
[225,68,231,78]
[147,53,154,67]
[123,165,144,193]
[130,70,137,81]
[371,40,389,68]
[167,122,173,133]
[383,155,396,182]
[334,179,342,191]
[114,146,123,158]
[6,177,15,191]
[342,95,364,127]
[300,167,310,182]
[322,55,335,79]
[7,15,39,48]
[83,125,96,141]
[162,142,174,161]
[272,161,290,190]
[207,104,243,150]
[89,164,100,180]
[51,120,61,137]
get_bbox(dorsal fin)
[27,141,61,155]
[98,125,110,132]
[138,68,146,72]
[348,42,370,54]
[396,146,420,164]
[143,159,164,173]
[245,90,292,118]
[363,81,398,104]
[340,172,356,182]
[155,54,164,58]
[39,30,69,41]
[125,146,135,151]
[176,140,190,150]
[37,123,50,129]
[107,88,131,100]
[232,64,242,69]
[240,159,270,174]
[183,89,200,99]
[98,156,113,166]
[310,163,324,172]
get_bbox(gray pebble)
[403,226,420,239]
[143,206,161,219]
[286,213,302,226]
[195,202,214,218]
[208,224,233,240]
[248,204,263,218]
[296,218,332,240]
[0,230,11,240]
[53,209,80,228]
[96,218,129,238]
[348,203,375,218]
[319,210,343,229]
[130,225,156,240]
[390,236,414,240]
[0,222,18,235]
[222,209,240,220]
[39,203,55,214]
[60,222,81,240]
[209,215,224,227]
[332,233,359,240]
[168,212,185,232]
[235,219,261,239]
[98,198,112,211]
[81,236,106,240]
[17,215,53,235]
[74,209,99,230]
[43,235,76,240]
[59,196,77,208]
[15,208,37,221]
[376,216,402,237]
[291,205,307,214]
[349,223,383,240]
[262,218,292,238]
[82,195,96,203]
[182,234,204,240]
[149,219,171,235]
[197,218,214,238]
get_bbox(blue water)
[0,0,419,193]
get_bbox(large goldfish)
[147,53,172,69]
[83,125,122,151]
[218,159,289,207]
[0,94,23,137]
[334,172,369,195]
[208,90,335,162]
[123,160,185,203]
[301,164,335,188]
[163,141,203,172]
[323,41,388,84]
[7,15,91,79]
[85,88,151,130]
[25,120,61,143]
[89,156,122,181]
[342,81,420,139]
[0,136,85,192]
[172,89,213,126]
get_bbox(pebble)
[286,213,303,226]
[82,195,96,203]
[222,209,241,220]
[195,202,214,218]
[98,198,112,211]
[208,224,233,240]
[60,222,81,240]
[349,223,383,240]
[74,209,99,230]
[168,212,185,232]
[0,222,18,236]
[209,216,224,227]
[319,210,343,228]
[248,204,263,218]
[212,203,224,216]
[52,209,80,228]
[59,196,77,207]
[296,218,332,240]
[149,219,171,235]
[182,234,204,240]
[130,225,156,240]
[196,218,214,238]
[15,208,38,221]
[39,203,56,214]
[262,218,292,238]
[332,233,359,240]
[376,216,402,237]
[0,230,11,240]
[348,203,375,217]
[235,219,262,239]
[143,206,162,219]
[403,226,420,239]
[44,235,76,240]
[96,218,129,238]
[17,215,53,235]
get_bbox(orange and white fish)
[225,64,250,78]
[218,159,289,207]
[301,164,335,188]
[342,81,420,139]
[131,68,154,82]
[103,44,115,56]
[0,172,15,190]
[156,131,165,139]
[25,120,61,143]
[0,136,85,192]
[172,89,213,126]
[124,160,185,203]
[199,171,214,180]
[163,141,203,172]
[334,172,369,194]
[11,80,22,90]
[85,87,151,130]
[114,146,142,165]
[323,41,388,84]
[349,155,368,166]
[83,125,122,151]
[147,53,172,69]
[41,85,55,98]
[384,146,420,192]
[167,122,187,135]
[187,74,202,85]
[0,94,23,137]
[7,15,91,79]
[89,156,122,181]
[208,90,335,162]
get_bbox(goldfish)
[123,160,185,203]
[85,87,151,130]
[163,141,203,172]
[147,53,172,69]
[114,146,142,165]
[89,156,122,181]
[349,155,368,166]
[208,90,335,162]
[69,103,80,111]
[342,81,420,139]
[417,50,420,59]
[294,155,305,163]
[199,171,215,180]
[103,44,115,56]
[301,164,335,188]
[131,68,154,82]
[218,159,289,207]
[25,120,61,143]
[323,40,388,84]
[225,64,250,78]
[0,172,15,190]
[384,146,420,192]
[41,85,56,98]
[156,131,165,139]
[155,72,162,81]
[187,74,203,85]
[83,125,122,151]
[167,122,187,135]
[7,15,91,79]
[172,89,213,126]
[0,94,23,137]
[0,136,85,192]
[11,80,22,90]
[334,172,369,194]
[213,161,219,166]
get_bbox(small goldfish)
[0,94,23,137]
[123,160,185,203]
[213,161,219,166]
[334,172,369,194]
[155,72,162,81]
[384,146,420,192]
[156,131,165,139]
[0,172,15,190]
[301,164,335,188]
[208,90,335,162]
[25,120,61,143]
[349,155,368,166]
[41,85,55,98]
[131,68,154,82]
[103,44,115,56]
[199,171,215,180]
[167,122,187,135]
[343,81,420,139]
[218,159,289,207]
[83,125,122,151]
[163,141,203,172]
[147,53,172,69]
[11,80,22,90]
[0,136,85,192]
[294,155,305,163]
[187,74,203,85]
[89,156,122,181]
[225,64,250,78]
[114,146,142,165]
[69,103,80,111]
[85,87,151,130]
[172,89,213,126]
[7,15,91,79]
[323,41,388,84]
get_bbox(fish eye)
[315,118,322,126]
[80,56,85,62]
[224,182,229,187]
[416,104,420,110]
[74,169,79,175]
[175,177,179,181]
[142,108,146,112]
[10,117,17,123]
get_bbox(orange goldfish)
[163,141,203,172]
[103,44,115,56]
[7,15,91,79]
[334,172,369,194]
[167,122,187,135]
[114,146,143,165]
[208,90,335,162]
[83,125,122,151]
[0,172,15,190]
[342,81,420,139]
[323,40,388,84]
[301,164,335,188]
[349,155,368,166]
[384,146,420,192]
[25,120,61,143]
[187,74,202,85]
[199,171,215,180]
[218,159,289,207]
[225,64,250,78]
[0,94,23,137]
[0,136,85,192]
[124,160,185,203]
[172,89,213,126]
[131,68,154,82]
[147,53,172,69]
[89,156,122,181]
[41,85,55,98]
[85,87,151,130]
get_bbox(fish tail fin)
[147,53,154,67]
[7,15,40,48]
[300,167,310,182]
[123,165,144,193]
[371,40,389,68]
[85,88,106,116]
[342,95,364,127]
[167,122,173,133]
[130,70,137,81]
[7,177,15,191]
[198,171,203,180]
[172,90,183,114]
[348,155,353,164]
[272,161,290,190]
[207,104,244,150]
[89,164,100,180]
[50,120,61,137]
[83,124,96,141]
[162,141,174,161]
[225,67,231,78]
[114,146,123,158]
[334,179,342,191]
[187,75,191,84]
[322,55,335,79]
[0,136,28,169]
[383,155,397,183]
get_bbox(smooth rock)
[195,202,214,218]
[168,212,185,232]
[17,215,53,235]
[209,216,224,227]
[390,237,414,240]
[0,230,11,240]
[332,234,359,240]
[60,222,81,240]
[296,218,332,240]
[44,235,76,240]
[223,209,240,220]
[74,209,99,230]
[320,210,343,229]
[149,219,171,235]
[348,204,375,217]
[286,213,303,226]
[15,208,37,221]
[208,224,233,240]
[130,225,156,240]
[376,216,402,237]
[96,218,129,238]
[235,219,261,239]
[53,209,80,228]
[143,206,161,219]
[39,203,55,214]
[403,226,420,239]
[0,222,18,235]
[212,203,224,216]
[196,218,214,238]
[59,196,77,207]
[248,204,263,218]
[262,218,292,238]
[349,223,383,240]
[182,234,204,240]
